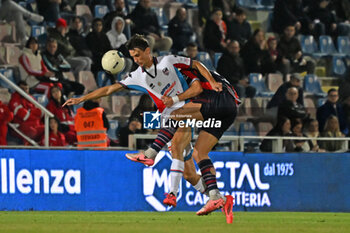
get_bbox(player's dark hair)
[126,34,149,51]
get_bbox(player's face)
[129,47,152,68]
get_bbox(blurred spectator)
[240,29,275,75]
[46,86,77,145]
[129,94,155,124]
[107,16,127,50]
[277,24,315,74]
[48,18,92,78]
[106,16,133,73]
[103,0,130,34]
[333,0,350,23]
[198,0,237,27]
[75,99,109,148]
[18,37,57,94]
[305,119,325,152]
[168,7,194,53]
[42,38,85,96]
[129,0,172,52]
[317,88,348,134]
[36,0,65,23]
[278,87,309,122]
[320,115,345,151]
[118,118,147,148]
[272,0,312,35]
[226,8,251,46]
[260,117,293,152]
[216,40,256,98]
[40,117,67,146]
[290,118,311,152]
[267,73,304,109]
[8,81,44,143]
[0,0,44,44]
[308,0,350,38]
[267,36,278,64]
[183,42,198,60]
[198,0,211,27]
[66,0,86,11]
[67,16,93,58]
[86,18,112,77]
[0,100,13,145]
[203,8,228,53]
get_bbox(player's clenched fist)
[161,96,174,107]
[210,81,222,92]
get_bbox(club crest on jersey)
[162,68,169,75]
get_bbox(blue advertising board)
[0,149,349,212]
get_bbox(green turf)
[0,211,349,233]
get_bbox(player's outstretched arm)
[191,60,222,92]
[162,80,202,107]
[62,83,124,107]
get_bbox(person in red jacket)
[0,101,14,145]
[40,117,67,146]
[46,85,77,145]
[8,81,44,143]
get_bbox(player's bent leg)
[192,131,233,216]
[125,127,177,166]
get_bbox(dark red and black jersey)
[180,68,241,105]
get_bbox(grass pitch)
[0,211,349,233]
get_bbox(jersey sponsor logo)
[161,81,176,96]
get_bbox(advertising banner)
[0,149,349,212]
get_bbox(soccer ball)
[101,50,125,75]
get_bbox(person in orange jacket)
[8,81,44,142]
[75,98,109,148]
[0,100,14,145]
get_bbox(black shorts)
[193,89,237,139]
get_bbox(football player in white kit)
[63,34,233,222]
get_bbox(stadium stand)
[337,36,350,55]
[78,71,97,94]
[266,73,283,92]
[332,56,347,77]
[249,73,273,97]
[94,5,109,18]
[303,74,327,98]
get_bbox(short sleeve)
[166,55,192,69]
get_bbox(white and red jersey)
[119,55,193,117]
